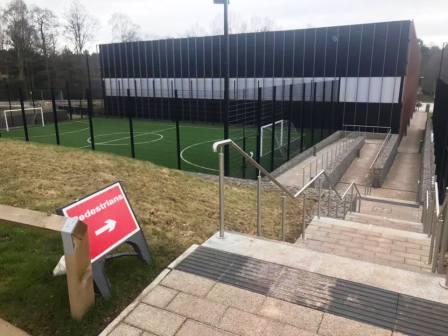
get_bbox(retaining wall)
[322,136,365,188]
[272,131,344,178]
[371,134,400,187]
[419,118,435,205]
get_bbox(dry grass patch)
[0,139,304,335]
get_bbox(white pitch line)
[80,126,175,148]
[180,138,221,173]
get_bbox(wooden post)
[0,204,94,320]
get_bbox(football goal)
[2,107,45,132]
[260,119,303,158]
[260,119,286,157]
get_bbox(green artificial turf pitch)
[1,116,318,176]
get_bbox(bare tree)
[0,9,5,51]
[64,0,98,54]
[248,16,278,32]
[31,6,59,86]
[209,14,277,35]
[184,22,208,38]
[2,0,36,81]
[109,13,140,42]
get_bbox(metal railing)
[299,135,357,189]
[422,179,448,288]
[343,124,391,138]
[365,129,392,195]
[213,139,363,242]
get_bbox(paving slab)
[161,269,216,297]
[125,303,185,336]
[219,307,271,336]
[166,292,227,326]
[175,320,234,336]
[207,282,266,313]
[318,314,391,336]
[142,285,178,308]
[108,323,145,336]
[258,297,323,332]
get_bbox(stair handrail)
[365,129,392,195]
[422,178,448,288]
[213,139,363,241]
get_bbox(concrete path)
[371,112,426,202]
[338,139,382,186]
[336,112,426,203]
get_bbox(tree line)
[0,0,141,99]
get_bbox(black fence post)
[7,83,12,110]
[86,88,95,150]
[223,78,230,176]
[241,90,247,179]
[321,81,326,139]
[85,52,92,93]
[18,88,29,142]
[300,84,305,152]
[51,88,60,145]
[256,87,262,165]
[127,89,136,158]
[66,82,73,120]
[330,81,335,133]
[270,86,277,172]
[287,84,293,161]
[175,90,182,170]
[310,82,317,145]
[80,95,84,119]
[30,84,35,108]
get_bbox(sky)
[28,0,448,50]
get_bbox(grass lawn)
[0,139,306,336]
[1,116,323,178]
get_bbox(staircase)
[295,215,431,273]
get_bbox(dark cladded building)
[99,20,420,135]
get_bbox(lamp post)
[214,0,230,176]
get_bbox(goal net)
[260,119,286,157]
[2,107,45,132]
[260,119,303,158]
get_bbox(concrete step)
[204,232,447,304]
[359,198,422,223]
[360,195,420,208]
[346,212,423,233]
[295,216,432,274]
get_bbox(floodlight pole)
[215,0,230,176]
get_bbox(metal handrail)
[213,139,363,241]
[213,139,296,199]
[343,124,391,131]
[369,130,392,170]
[364,130,392,195]
[422,178,448,288]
